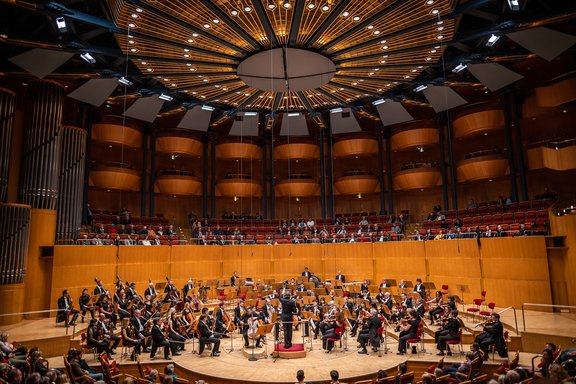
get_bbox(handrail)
[0,308,76,335]
[497,306,519,335]
[522,303,576,331]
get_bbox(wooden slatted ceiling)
[337,46,447,68]
[262,0,296,45]
[294,0,346,46]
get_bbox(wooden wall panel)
[118,246,172,294]
[51,246,118,311]
[0,284,25,325]
[425,239,482,299]
[272,244,323,281]
[548,214,576,307]
[480,237,552,308]
[170,246,223,286]
[324,243,374,283]
[373,242,427,285]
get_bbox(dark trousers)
[398,332,416,353]
[150,339,173,359]
[437,332,455,351]
[475,333,494,357]
[199,336,220,355]
[282,319,293,347]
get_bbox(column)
[384,127,394,214]
[512,90,528,201]
[261,128,269,219]
[210,128,216,219]
[202,133,209,219]
[56,126,87,243]
[504,91,519,202]
[325,120,335,220]
[446,121,458,211]
[269,133,275,219]
[0,88,16,203]
[437,121,450,212]
[140,133,148,217]
[148,128,156,217]
[319,127,327,221]
[376,128,386,215]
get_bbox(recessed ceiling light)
[244,5,252,12]
[128,40,135,44]
[307,3,315,9]
[130,48,138,52]
[203,23,211,29]
[203,79,208,82]
[183,54,189,58]
[353,16,361,21]
[283,1,291,9]
[437,20,444,24]
[230,9,239,16]
[431,49,437,53]
[342,11,350,17]
[426,0,434,4]
[141,61,147,65]
[380,40,387,44]
[381,45,389,50]
[187,38,194,43]
[373,30,381,35]
[128,23,136,28]
[135,7,143,12]
[192,33,199,37]
[431,9,439,14]
[437,26,444,31]
[267,0,277,10]
[131,13,138,19]
[189,68,196,71]
[183,48,190,52]
[213,18,220,24]
[146,68,153,72]
[321,4,330,11]
[367,25,374,30]
[436,35,444,39]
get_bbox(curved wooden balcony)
[333,134,378,158]
[89,163,140,191]
[216,178,261,197]
[275,176,320,197]
[334,173,378,195]
[534,76,576,107]
[156,134,202,158]
[389,120,437,151]
[274,142,320,160]
[92,116,142,148]
[526,142,576,171]
[155,170,202,196]
[393,167,441,191]
[453,108,504,139]
[216,142,261,160]
[456,154,508,182]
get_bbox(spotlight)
[287,112,300,117]
[118,77,133,86]
[201,105,215,111]
[244,111,258,116]
[507,0,520,11]
[414,85,428,92]
[159,93,173,101]
[372,99,386,106]
[486,34,501,47]
[452,63,467,73]
[330,107,343,114]
[55,16,67,33]
[230,9,239,16]
[80,52,96,64]
[267,0,277,10]
[244,5,252,12]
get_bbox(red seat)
[326,326,345,352]
[479,302,496,317]
[441,284,449,295]
[405,323,424,355]
[446,329,463,354]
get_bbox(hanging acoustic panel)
[9,49,74,79]
[177,105,213,131]
[330,108,362,134]
[280,113,309,136]
[67,78,119,106]
[506,27,576,62]
[467,63,524,92]
[422,85,467,112]
[376,100,414,126]
[122,96,165,123]
[229,112,259,136]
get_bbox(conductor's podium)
[272,343,307,359]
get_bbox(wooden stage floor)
[2,307,575,383]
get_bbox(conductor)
[280,294,296,349]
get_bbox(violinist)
[475,313,506,359]
[414,298,426,319]
[351,301,369,338]
[359,289,370,301]
[322,308,345,353]
[381,292,394,315]
[120,318,141,361]
[319,301,337,336]
[150,318,179,360]
[57,289,79,327]
[97,295,118,326]
[400,293,413,309]
[86,318,112,355]
[131,309,150,352]
[435,310,461,356]
[98,313,121,352]
[358,309,381,354]
[428,291,444,325]
[397,308,421,355]
[79,288,94,322]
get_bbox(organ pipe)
[0,204,31,285]
[56,126,87,242]
[18,80,64,209]
[0,88,16,203]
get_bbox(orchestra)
[56,272,486,363]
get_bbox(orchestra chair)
[120,340,134,361]
[472,374,488,384]
[479,302,496,318]
[441,285,449,296]
[98,352,123,384]
[325,326,346,353]
[398,372,415,384]
[456,357,481,382]
[405,322,425,356]
[434,375,451,384]
[80,332,98,360]
[488,330,509,361]
[63,355,96,384]
[446,329,464,355]
[466,291,486,314]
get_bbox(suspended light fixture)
[486,34,501,47]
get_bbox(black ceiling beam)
[321,0,410,52]
[334,74,409,84]
[251,0,279,48]
[141,71,236,78]
[328,80,378,96]
[124,0,250,55]
[303,0,351,49]
[173,78,239,92]
[233,91,264,113]
[327,0,495,57]
[200,0,263,50]
[271,93,282,117]
[204,84,250,103]
[296,91,316,116]
[130,55,237,68]
[337,63,430,71]
[288,0,306,46]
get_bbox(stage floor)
[3,305,575,383]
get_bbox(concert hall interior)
[1,0,576,383]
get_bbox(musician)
[397,308,420,355]
[167,308,187,352]
[234,300,246,327]
[93,279,106,296]
[428,291,444,325]
[296,283,306,293]
[400,293,413,309]
[96,295,118,326]
[414,298,426,319]
[86,318,112,355]
[475,313,507,359]
[214,302,228,337]
[435,310,461,356]
[262,298,276,324]
[120,318,141,361]
[309,300,322,339]
[182,279,194,301]
[358,309,382,354]
[398,280,407,289]
[280,294,296,349]
[131,309,150,352]
[320,301,338,336]
[302,267,312,279]
[322,308,345,352]
[360,279,370,293]
[230,271,239,287]
[164,279,180,303]
[114,289,131,320]
[268,290,279,300]
[144,282,158,299]
[335,270,346,284]
[381,292,394,314]
[149,318,179,360]
[197,314,221,357]
[57,290,79,327]
[359,289,371,301]
[79,288,94,322]
[98,313,121,352]
[414,278,426,300]
[126,282,138,302]
[244,307,263,348]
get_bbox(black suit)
[475,320,507,358]
[93,286,106,296]
[414,283,426,300]
[302,271,312,278]
[335,274,346,284]
[436,318,460,351]
[197,320,220,355]
[358,315,382,351]
[280,296,296,348]
[182,284,194,300]
[57,296,79,326]
[144,287,157,298]
[398,318,420,353]
[150,324,175,359]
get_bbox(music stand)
[261,323,275,358]
[403,281,414,288]
[155,282,167,291]
[385,279,397,287]
[302,296,315,305]
[455,284,470,306]
[423,282,436,299]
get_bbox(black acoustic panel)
[280,114,309,136]
[177,106,213,131]
[467,63,524,92]
[9,49,74,79]
[376,100,414,126]
[422,85,467,112]
[229,112,259,136]
[330,108,362,134]
[507,27,576,62]
[67,78,119,106]
[122,96,165,123]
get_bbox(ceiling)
[0,0,575,121]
